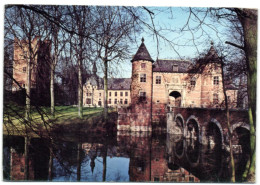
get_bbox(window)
[213,76,219,85]
[173,64,178,72]
[109,92,111,96]
[141,63,146,69]
[125,92,128,96]
[115,92,117,96]
[124,99,128,104]
[140,74,146,82]
[23,67,26,73]
[139,91,146,101]
[156,76,161,84]
[99,93,102,97]
[154,177,159,182]
[191,78,196,86]
[98,99,102,106]
[120,99,123,104]
[120,92,123,96]
[114,99,117,104]
[213,93,219,104]
[108,99,111,104]
[86,98,91,104]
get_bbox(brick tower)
[12,37,51,105]
[130,38,154,131]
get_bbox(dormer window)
[173,64,178,72]
[141,63,146,69]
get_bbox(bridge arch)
[175,139,185,159]
[231,122,250,133]
[208,118,224,148]
[185,115,200,141]
[231,122,250,154]
[185,139,200,168]
[175,113,185,135]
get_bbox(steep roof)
[86,75,100,87]
[203,42,222,63]
[153,59,191,73]
[86,75,131,90]
[131,38,154,63]
[107,78,131,90]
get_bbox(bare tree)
[94,6,141,121]
[169,7,256,181]
[66,6,97,118]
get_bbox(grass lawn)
[3,103,115,135]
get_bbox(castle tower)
[130,38,154,131]
[200,42,224,108]
[12,37,51,105]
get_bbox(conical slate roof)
[131,38,154,63]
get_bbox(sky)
[110,6,232,78]
[0,3,256,79]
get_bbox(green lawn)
[3,103,115,134]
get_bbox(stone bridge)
[167,107,250,150]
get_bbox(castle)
[12,37,238,126]
[116,38,238,131]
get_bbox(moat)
[3,127,249,182]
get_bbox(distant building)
[118,38,238,131]
[83,63,131,107]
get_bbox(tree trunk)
[102,145,107,182]
[221,62,236,182]
[78,60,83,119]
[50,63,55,118]
[77,143,81,181]
[48,147,53,181]
[236,9,257,181]
[25,57,31,121]
[104,60,108,122]
[24,136,30,180]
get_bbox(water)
[3,130,249,182]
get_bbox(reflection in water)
[3,131,249,182]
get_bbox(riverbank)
[3,104,117,136]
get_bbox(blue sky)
[110,7,231,78]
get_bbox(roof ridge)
[157,59,191,62]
